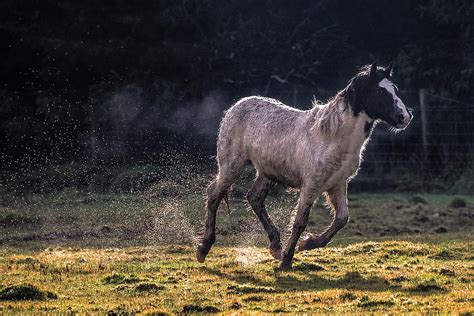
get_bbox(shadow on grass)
[201,265,450,296]
[200,266,396,293]
[200,266,270,287]
[273,271,396,293]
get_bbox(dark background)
[0,0,473,192]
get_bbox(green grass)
[0,188,473,313]
[0,239,472,313]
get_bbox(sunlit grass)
[0,238,472,313]
[0,188,472,313]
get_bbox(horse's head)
[349,62,413,130]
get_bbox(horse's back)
[217,96,309,185]
[219,96,303,145]
[220,96,304,132]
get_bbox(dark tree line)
[0,0,472,175]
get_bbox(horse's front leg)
[298,182,349,251]
[281,187,317,269]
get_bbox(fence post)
[419,88,428,163]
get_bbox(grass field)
[0,183,473,314]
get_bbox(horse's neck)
[338,111,372,155]
[310,98,373,155]
[317,99,372,154]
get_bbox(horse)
[196,62,412,269]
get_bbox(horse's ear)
[385,62,393,77]
[370,62,377,78]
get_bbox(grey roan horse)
[196,62,412,269]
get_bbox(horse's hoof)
[196,244,209,263]
[280,261,292,270]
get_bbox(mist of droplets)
[235,246,268,266]
[146,202,197,245]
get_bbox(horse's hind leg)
[246,175,282,260]
[196,158,245,263]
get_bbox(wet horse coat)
[196,62,412,269]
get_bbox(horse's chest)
[321,153,360,189]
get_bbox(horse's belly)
[262,170,301,188]
[251,156,302,188]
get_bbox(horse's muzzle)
[394,108,413,129]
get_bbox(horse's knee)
[334,211,349,229]
[206,179,228,205]
[247,177,272,209]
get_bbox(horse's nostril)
[396,113,404,123]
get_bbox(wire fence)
[353,89,473,191]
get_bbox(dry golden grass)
[1,190,473,313]
[1,238,473,314]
